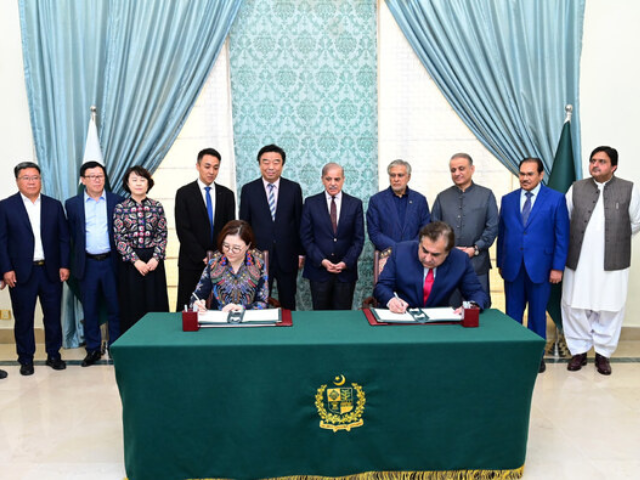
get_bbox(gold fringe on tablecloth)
[184,466,525,480]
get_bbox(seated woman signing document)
[191,220,268,312]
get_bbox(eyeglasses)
[83,175,105,181]
[18,176,41,182]
[222,243,246,254]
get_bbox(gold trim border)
[184,465,525,480]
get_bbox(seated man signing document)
[374,222,489,313]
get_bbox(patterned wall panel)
[229,0,378,310]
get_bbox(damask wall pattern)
[229,0,379,310]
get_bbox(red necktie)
[423,268,434,306]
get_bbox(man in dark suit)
[175,148,236,311]
[374,222,489,311]
[0,162,70,376]
[498,158,569,372]
[300,163,364,310]
[367,159,430,251]
[0,275,6,378]
[240,145,303,310]
[65,161,123,367]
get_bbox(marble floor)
[1,341,639,480]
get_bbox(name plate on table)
[369,307,462,325]
[198,308,283,328]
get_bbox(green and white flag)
[547,108,577,330]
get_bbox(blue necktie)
[521,191,533,225]
[267,183,276,221]
[205,186,214,241]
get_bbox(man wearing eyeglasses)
[65,161,124,367]
[0,162,70,376]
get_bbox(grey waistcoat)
[566,176,633,271]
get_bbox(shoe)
[538,358,546,373]
[595,353,612,375]
[20,363,34,376]
[567,353,588,372]
[0,369,7,379]
[46,357,67,370]
[81,350,102,367]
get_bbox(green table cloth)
[111,309,544,480]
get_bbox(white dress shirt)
[21,193,45,261]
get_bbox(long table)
[111,309,544,480]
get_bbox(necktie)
[521,191,533,225]
[267,183,276,221]
[423,268,435,306]
[205,186,214,241]
[330,196,338,235]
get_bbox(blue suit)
[65,191,123,352]
[497,185,569,338]
[300,192,364,309]
[374,241,489,309]
[240,177,303,309]
[0,193,70,364]
[366,187,430,251]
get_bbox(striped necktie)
[267,183,276,221]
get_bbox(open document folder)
[198,308,282,327]
[372,307,462,323]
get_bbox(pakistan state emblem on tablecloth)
[315,375,365,431]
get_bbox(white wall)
[580,0,640,326]
[1,0,640,326]
[0,0,34,193]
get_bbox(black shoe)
[81,350,102,367]
[46,357,67,370]
[20,363,34,376]
[538,358,546,373]
[0,369,7,379]
[595,353,612,375]
[567,352,588,371]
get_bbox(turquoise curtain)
[19,0,243,346]
[20,0,243,198]
[229,0,379,310]
[385,0,585,177]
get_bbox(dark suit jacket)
[0,192,70,284]
[497,185,569,284]
[300,192,364,283]
[374,241,489,309]
[240,177,303,272]
[175,180,235,270]
[65,191,124,279]
[366,187,430,251]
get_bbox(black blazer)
[240,177,303,273]
[0,192,70,283]
[65,191,124,279]
[175,180,235,270]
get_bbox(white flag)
[83,108,104,165]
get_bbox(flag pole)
[546,104,577,357]
[564,104,573,123]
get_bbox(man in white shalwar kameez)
[562,146,640,375]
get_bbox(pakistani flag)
[546,114,577,331]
